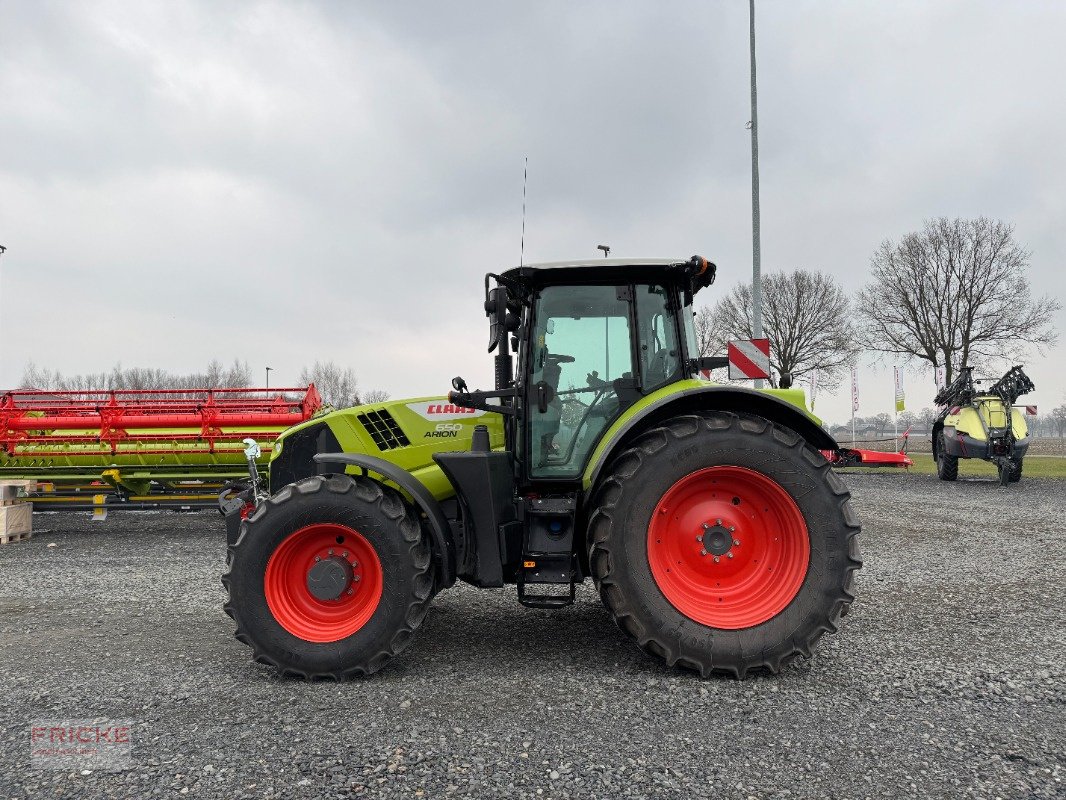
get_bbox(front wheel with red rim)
[587,412,862,678]
[264,523,384,643]
[222,474,434,679]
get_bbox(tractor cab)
[448,257,721,487]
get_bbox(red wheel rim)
[647,466,809,629]
[264,523,383,642]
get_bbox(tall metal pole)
[749,0,764,388]
[265,366,272,391]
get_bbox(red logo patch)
[425,404,477,415]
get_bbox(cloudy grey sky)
[1,0,1064,425]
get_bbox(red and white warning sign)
[727,338,771,380]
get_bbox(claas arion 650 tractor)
[223,257,861,678]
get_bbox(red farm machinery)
[0,386,322,515]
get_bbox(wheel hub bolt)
[734,540,740,547]
[713,556,720,563]
[700,548,708,556]
[727,553,734,559]
[696,535,703,542]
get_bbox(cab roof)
[500,258,694,288]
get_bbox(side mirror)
[683,255,717,292]
[485,282,521,352]
[485,284,508,352]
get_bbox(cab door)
[526,284,636,479]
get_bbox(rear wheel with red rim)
[647,466,810,629]
[587,412,862,678]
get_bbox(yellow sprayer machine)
[932,365,1035,486]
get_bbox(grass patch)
[838,452,1066,478]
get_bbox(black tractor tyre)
[936,433,959,482]
[222,474,433,679]
[587,412,862,678]
[1008,458,1023,483]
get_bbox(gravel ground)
[0,472,1063,799]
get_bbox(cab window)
[635,284,681,390]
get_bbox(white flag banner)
[935,365,946,390]
[851,367,859,413]
[894,366,905,413]
[809,373,818,410]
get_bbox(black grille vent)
[357,409,410,451]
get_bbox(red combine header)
[0,386,321,458]
[0,385,323,513]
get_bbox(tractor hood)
[269,396,505,501]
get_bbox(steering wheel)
[545,353,576,364]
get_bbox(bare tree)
[1026,412,1045,438]
[1051,406,1066,438]
[696,269,858,389]
[361,388,391,404]
[917,407,938,432]
[19,363,64,390]
[187,359,252,389]
[299,361,360,408]
[858,218,1059,384]
[18,360,252,393]
[871,412,891,437]
[692,305,718,360]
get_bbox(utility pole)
[749,0,764,388]
[265,366,273,391]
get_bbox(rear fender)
[583,383,837,490]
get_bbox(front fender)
[313,452,455,589]
[583,382,837,490]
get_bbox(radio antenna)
[520,157,528,267]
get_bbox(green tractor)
[932,365,1035,486]
[223,256,861,678]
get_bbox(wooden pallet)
[0,529,31,545]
